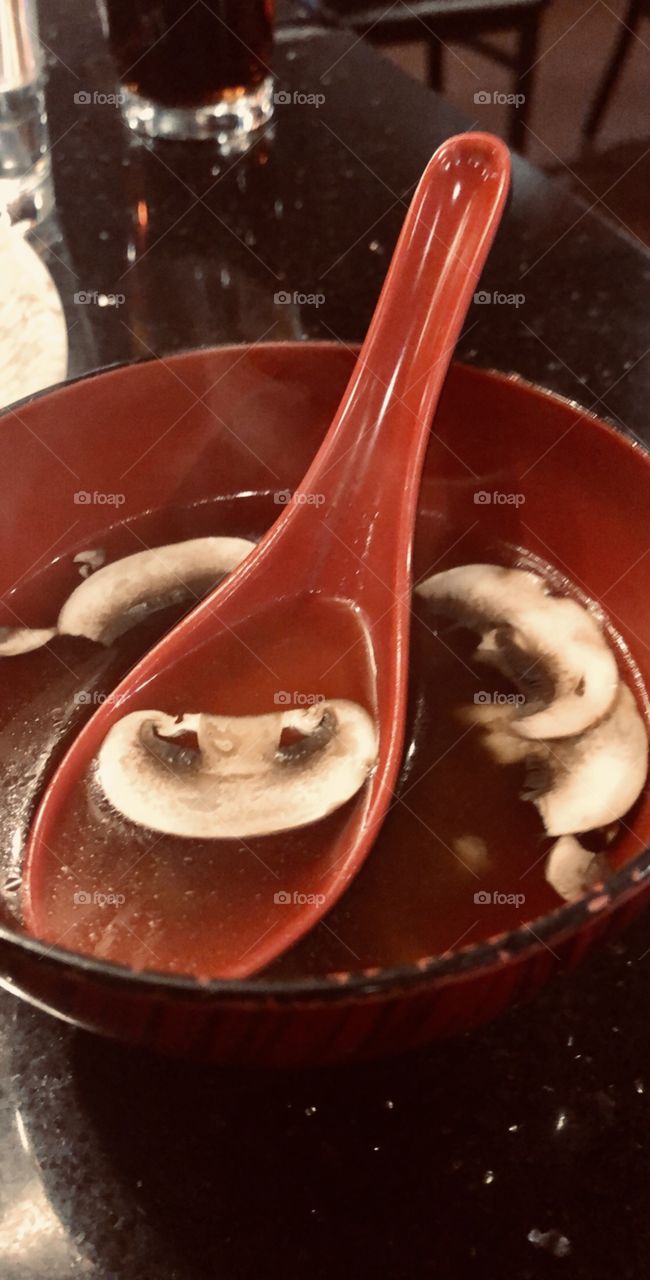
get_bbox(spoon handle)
[291,133,510,584]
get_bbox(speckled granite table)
[2,2,650,1277]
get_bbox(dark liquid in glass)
[104,0,274,107]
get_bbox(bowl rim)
[2,341,650,1005]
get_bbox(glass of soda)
[101,0,275,144]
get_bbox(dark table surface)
[2,3,650,1277]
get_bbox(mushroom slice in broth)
[0,536,256,655]
[526,682,648,836]
[58,536,256,644]
[73,548,106,578]
[545,835,608,902]
[476,598,618,740]
[418,564,618,738]
[96,701,379,839]
[416,563,549,625]
[469,670,647,835]
[0,627,57,655]
[433,563,647,893]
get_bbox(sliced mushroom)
[96,700,378,839]
[0,626,57,655]
[416,563,548,628]
[467,682,647,836]
[418,564,618,739]
[425,563,647,864]
[0,537,255,656]
[476,597,619,739]
[58,537,255,645]
[74,548,106,578]
[525,683,648,835]
[545,835,607,902]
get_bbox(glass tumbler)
[0,0,52,227]
[102,0,275,144]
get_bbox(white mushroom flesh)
[96,700,378,839]
[427,563,648,890]
[545,835,607,902]
[469,665,647,834]
[74,548,106,578]
[0,536,257,657]
[0,626,57,655]
[58,536,256,644]
[416,563,548,627]
[418,563,619,739]
[528,682,648,836]
[476,598,619,739]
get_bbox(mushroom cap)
[533,682,648,835]
[465,669,647,838]
[416,563,548,629]
[95,700,378,840]
[73,548,106,579]
[545,835,607,902]
[58,536,256,644]
[476,597,619,739]
[418,563,619,740]
[0,626,57,656]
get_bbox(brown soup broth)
[0,494,625,980]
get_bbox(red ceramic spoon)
[23,133,510,979]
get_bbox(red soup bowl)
[0,342,649,1067]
